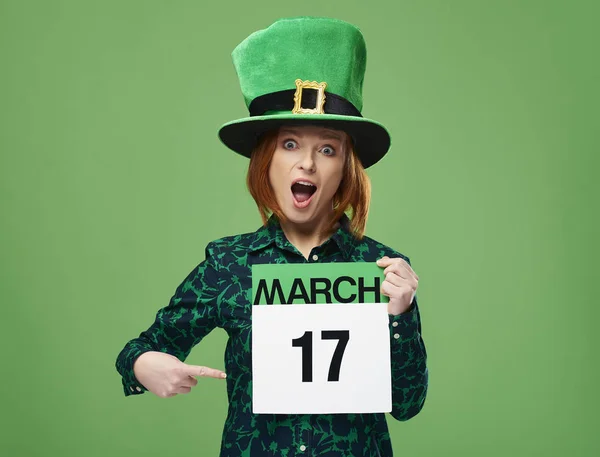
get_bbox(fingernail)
[221,373,227,379]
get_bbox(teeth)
[296,181,316,187]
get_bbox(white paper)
[252,303,391,414]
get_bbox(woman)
[116,17,427,457]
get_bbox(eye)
[283,139,298,150]
[320,145,336,156]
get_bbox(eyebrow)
[279,128,343,141]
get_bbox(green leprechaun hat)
[218,16,391,169]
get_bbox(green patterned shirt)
[116,215,428,456]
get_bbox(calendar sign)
[251,263,392,414]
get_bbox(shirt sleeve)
[115,243,221,396]
[387,260,428,420]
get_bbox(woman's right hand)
[133,351,226,398]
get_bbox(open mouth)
[291,181,317,208]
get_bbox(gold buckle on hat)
[292,79,327,114]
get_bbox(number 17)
[292,330,350,382]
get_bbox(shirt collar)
[330,214,358,260]
[248,214,358,260]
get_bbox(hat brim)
[218,114,391,169]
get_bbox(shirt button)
[312,254,318,261]
[130,386,135,392]
[392,321,398,327]
[393,333,400,339]
[136,386,142,392]
[300,445,307,452]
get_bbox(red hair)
[246,128,371,239]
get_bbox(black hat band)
[249,89,363,117]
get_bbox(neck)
[279,213,339,260]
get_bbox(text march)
[251,262,388,305]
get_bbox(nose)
[298,149,316,173]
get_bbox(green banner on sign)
[251,262,388,305]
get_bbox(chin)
[281,202,332,229]
[281,208,318,225]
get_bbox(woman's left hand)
[376,256,419,315]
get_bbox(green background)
[1,0,598,456]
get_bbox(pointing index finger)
[187,365,227,379]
